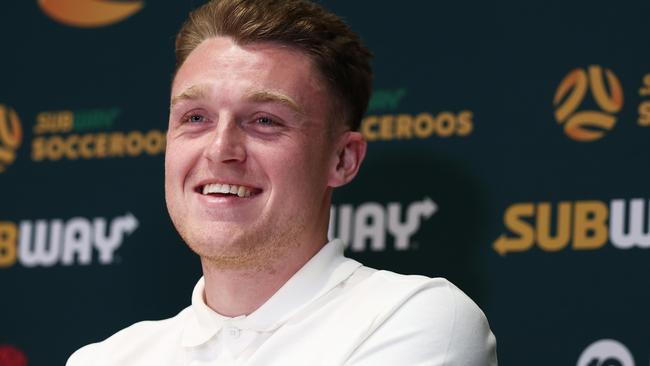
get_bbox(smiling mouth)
[198,183,260,198]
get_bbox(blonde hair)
[174,0,373,131]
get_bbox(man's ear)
[328,131,367,188]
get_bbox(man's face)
[165,36,340,268]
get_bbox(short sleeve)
[345,278,497,366]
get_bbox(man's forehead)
[177,38,315,75]
[169,37,333,116]
[173,37,325,86]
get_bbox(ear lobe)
[328,131,367,188]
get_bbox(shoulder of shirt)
[360,267,471,303]
[66,306,193,366]
[365,268,491,332]
[346,268,497,365]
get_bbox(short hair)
[174,0,373,131]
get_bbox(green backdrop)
[1,1,649,365]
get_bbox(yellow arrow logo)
[39,0,144,28]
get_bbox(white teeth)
[202,183,253,197]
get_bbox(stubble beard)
[177,214,307,273]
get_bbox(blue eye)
[179,111,207,124]
[257,116,275,126]
[187,114,205,123]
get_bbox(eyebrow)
[245,90,304,114]
[170,85,208,109]
[170,85,304,114]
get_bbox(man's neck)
[199,239,325,317]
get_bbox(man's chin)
[175,213,306,270]
[181,229,272,270]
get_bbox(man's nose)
[204,117,246,163]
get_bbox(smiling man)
[67,0,497,365]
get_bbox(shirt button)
[228,327,241,338]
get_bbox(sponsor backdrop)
[1,1,648,365]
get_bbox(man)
[68,0,497,364]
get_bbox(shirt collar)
[181,239,361,348]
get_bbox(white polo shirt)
[67,240,497,365]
